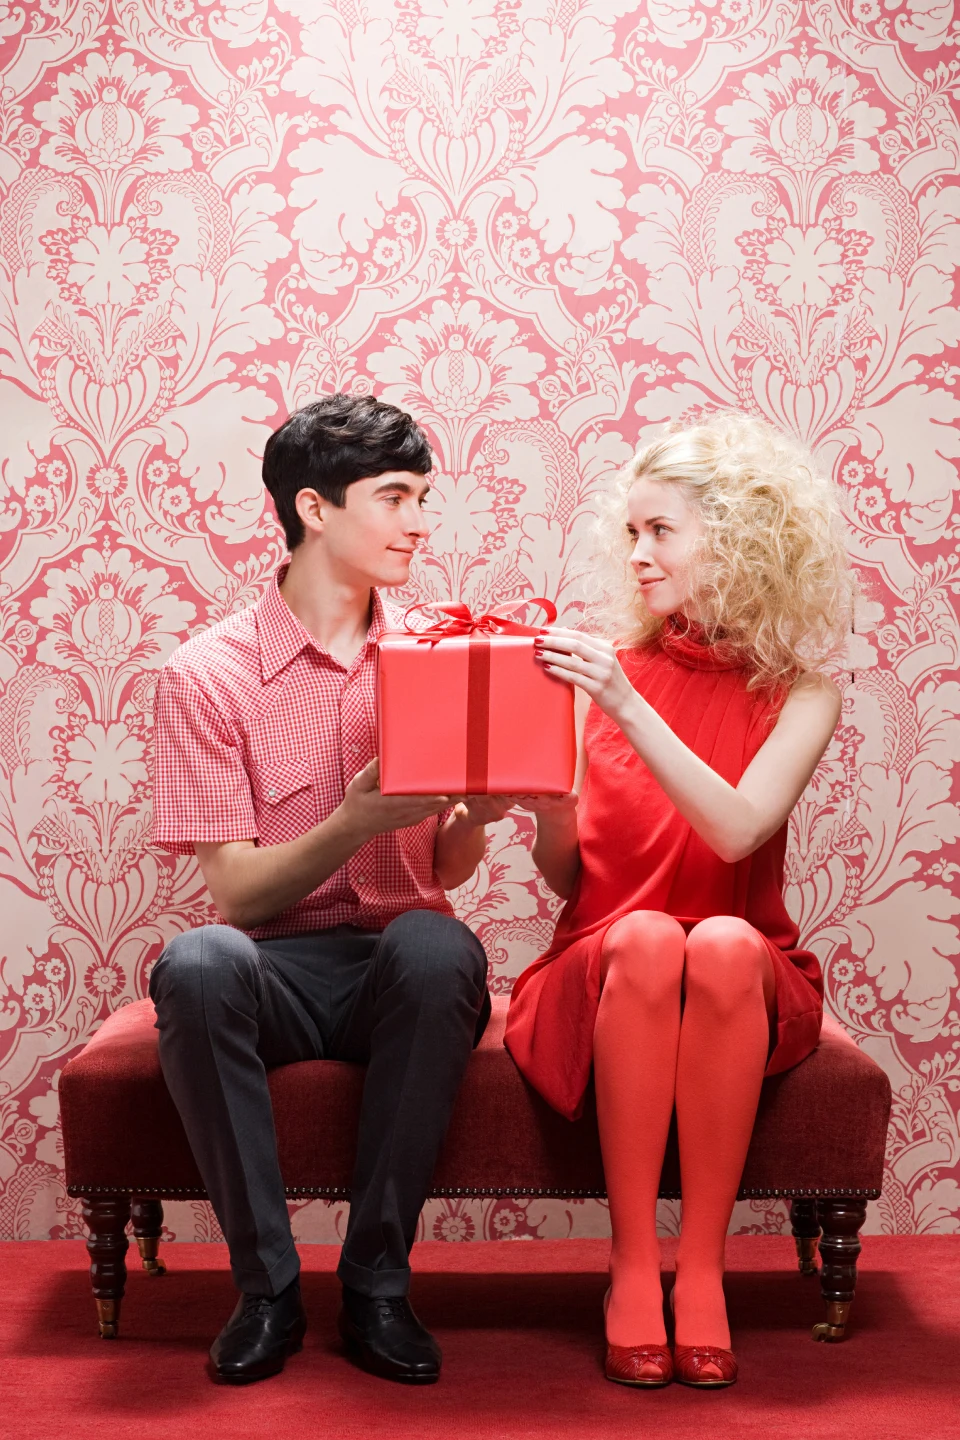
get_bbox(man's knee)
[378,910,488,999]
[149,925,259,1011]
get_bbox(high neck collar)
[656,613,745,672]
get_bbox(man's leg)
[326,909,488,1383]
[150,923,323,1294]
[149,924,322,1381]
[330,909,488,1296]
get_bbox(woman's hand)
[512,792,579,819]
[452,793,577,825]
[535,627,636,722]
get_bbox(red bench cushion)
[61,996,890,1200]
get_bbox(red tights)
[594,910,775,1349]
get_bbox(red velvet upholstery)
[61,997,890,1202]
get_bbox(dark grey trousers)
[148,910,489,1299]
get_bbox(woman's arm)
[537,629,841,864]
[527,687,590,898]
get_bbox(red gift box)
[376,600,576,795]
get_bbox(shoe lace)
[371,1296,411,1323]
[241,1293,276,1319]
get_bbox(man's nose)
[409,505,429,538]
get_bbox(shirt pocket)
[253,758,318,843]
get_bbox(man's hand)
[450,795,521,828]
[340,759,452,843]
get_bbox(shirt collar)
[256,564,390,683]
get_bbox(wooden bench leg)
[790,1197,821,1275]
[131,1198,167,1276]
[812,1195,867,1342]
[82,1195,130,1339]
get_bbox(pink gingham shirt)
[150,565,455,939]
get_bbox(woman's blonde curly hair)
[586,410,855,689]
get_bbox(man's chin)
[375,561,414,589]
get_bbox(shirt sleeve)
[149,665,259,854]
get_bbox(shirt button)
[349,745,360,756]
[356,873,367,885]
[268,787,276,798]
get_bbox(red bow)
[401,597,557,639]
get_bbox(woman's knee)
[683,917,771,1009]
[600,911,686,1006]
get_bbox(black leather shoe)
[338,1287,441,1384]
[209,1278,307,1384]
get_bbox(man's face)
[302,471,432,587]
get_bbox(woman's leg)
[672,916,776,1349]
[594,910,686,1346]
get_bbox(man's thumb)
[355,757,380,790]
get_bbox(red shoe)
[602,1287,673,1387]
[672,1344,738,1388]
[605,1343,674,1387]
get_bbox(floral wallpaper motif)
[1,0,959,1246]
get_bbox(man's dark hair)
[262,392,433,550]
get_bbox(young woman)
[504,411,853,1389]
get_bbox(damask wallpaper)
[1,0,958,1249]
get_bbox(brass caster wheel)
[96,1299,120,1340]
[136,1236,166,1276]
[812,1301,850,1342]
[795,1235,820,1276]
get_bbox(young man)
[149,394,512,1386]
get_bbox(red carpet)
[1,1236,958,1439]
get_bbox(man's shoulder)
[161,604,261,694]
[380,595,408,633]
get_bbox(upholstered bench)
[61,995,890,1344]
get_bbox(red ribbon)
[395,598,557,792]
[400,597,558,638]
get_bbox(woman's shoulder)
[789,669,842,700]
[779,669,843,722]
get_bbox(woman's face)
[625,476,703,618]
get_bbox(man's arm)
[433,795,528,890]
[195,760,451,929]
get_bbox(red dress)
[504,624,823,1121]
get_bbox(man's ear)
[295,487,325,537]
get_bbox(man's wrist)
[327,801,373,851]
[449,802,486,832]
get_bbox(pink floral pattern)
[1,1,958,1243]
